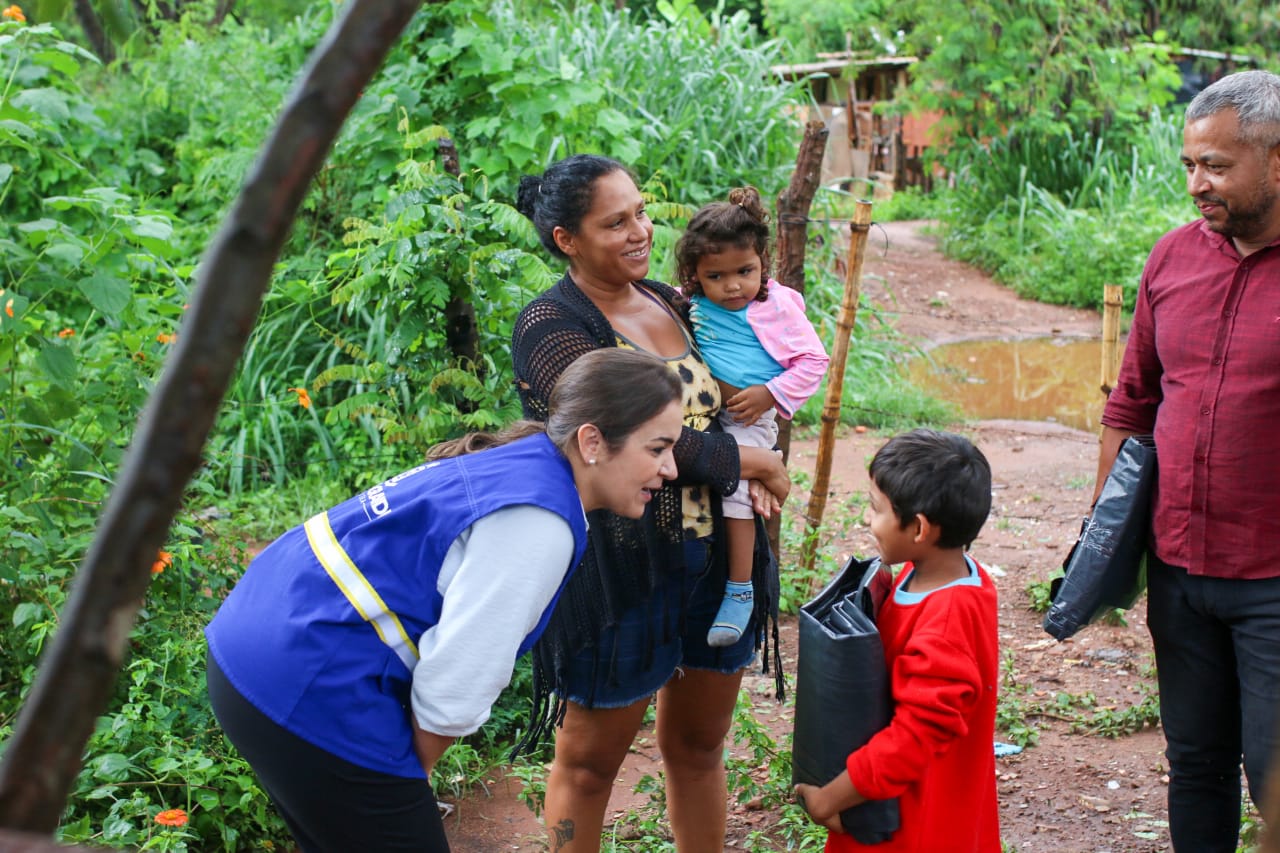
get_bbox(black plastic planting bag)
[793,555,899,843]
[1043,434,1156,641]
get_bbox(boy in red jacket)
[795,429,1001,852]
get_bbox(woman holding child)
[511,154,792,851]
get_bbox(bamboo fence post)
[767,119,829,557]
[800,200,873,575]
[1100,284,1123,397]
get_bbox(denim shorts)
[559,537,758,708]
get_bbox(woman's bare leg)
[543,697,651,852]
[655,667,744,851]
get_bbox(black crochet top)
[510,273,784,752]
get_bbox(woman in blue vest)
[205,348,683,852]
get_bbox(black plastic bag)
[1043,434,1156,641]
[793,555,900,843]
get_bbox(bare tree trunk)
[213,0,237,27]
[438,137,479,368]
[769,120,829,555]
[0,0,433,834]
[73,0,115,65]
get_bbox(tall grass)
[940,111,1189,309]
[516,1,802,202]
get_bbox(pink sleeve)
[746,280,829,419]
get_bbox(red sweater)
[826,560,1001,853]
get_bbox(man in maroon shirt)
[1095,69,1280,852]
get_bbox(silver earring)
[588,458,597,465]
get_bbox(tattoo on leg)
[551,819,575,850]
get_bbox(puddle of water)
[907,338,1107,432]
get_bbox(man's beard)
[1198,181,1280,242]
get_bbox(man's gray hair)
[1186,69,1280,148]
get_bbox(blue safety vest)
[205,433,588,777]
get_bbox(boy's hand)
[725,385,777,427]
[794,783,845,834]
[794,771,865,834]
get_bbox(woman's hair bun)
[515,174,543,219]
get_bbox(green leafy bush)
[0,5,954,847]
[392,0,803,203]
[938,111,1190,309]
[1,19,181,584]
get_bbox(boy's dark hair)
[869,429,992,549]
[674,185,772,301]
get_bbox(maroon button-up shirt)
[1102,219,1280,579]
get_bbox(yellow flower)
[1,5,25,22]
[156,332,176,344]
[151,551,172,575]
[288,387,312,409]
[58,328,75,338]
[153,808,187,827]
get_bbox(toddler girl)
[675,186,830,646]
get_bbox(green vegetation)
[996,650,1161,751]
[2,0,1235,846]
[937,111,1190,310]
[599,689,827,850]
[763,0,895,61]
[0,2,918,846]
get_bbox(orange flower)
[156,332,176,344]
[3,299,12,318]
[151,551,172,575]
[153,808,188,827]
[1,5,25,22]
[288,387,312,409]
[58,328,75,338]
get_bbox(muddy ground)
[442,221,1177,852]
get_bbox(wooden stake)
[1100,284,1122,397]
[801,200,873,576]
[767,120,830,556]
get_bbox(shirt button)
[1224,310,1234,318]
[1195,455,1206,463]
[1201,407,1211,415]
[1213,357,1223,365]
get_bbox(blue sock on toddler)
[707,580,754,647]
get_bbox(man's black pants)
[1147,556,1280,852]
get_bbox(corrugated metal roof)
[771,55,918,79]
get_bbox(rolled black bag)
[793,555,899,843]
[1043,434,1156,641]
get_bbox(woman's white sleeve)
[410,504,575,737]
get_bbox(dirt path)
[444,222,1171,852]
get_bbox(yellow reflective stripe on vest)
[303,511,419,671]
